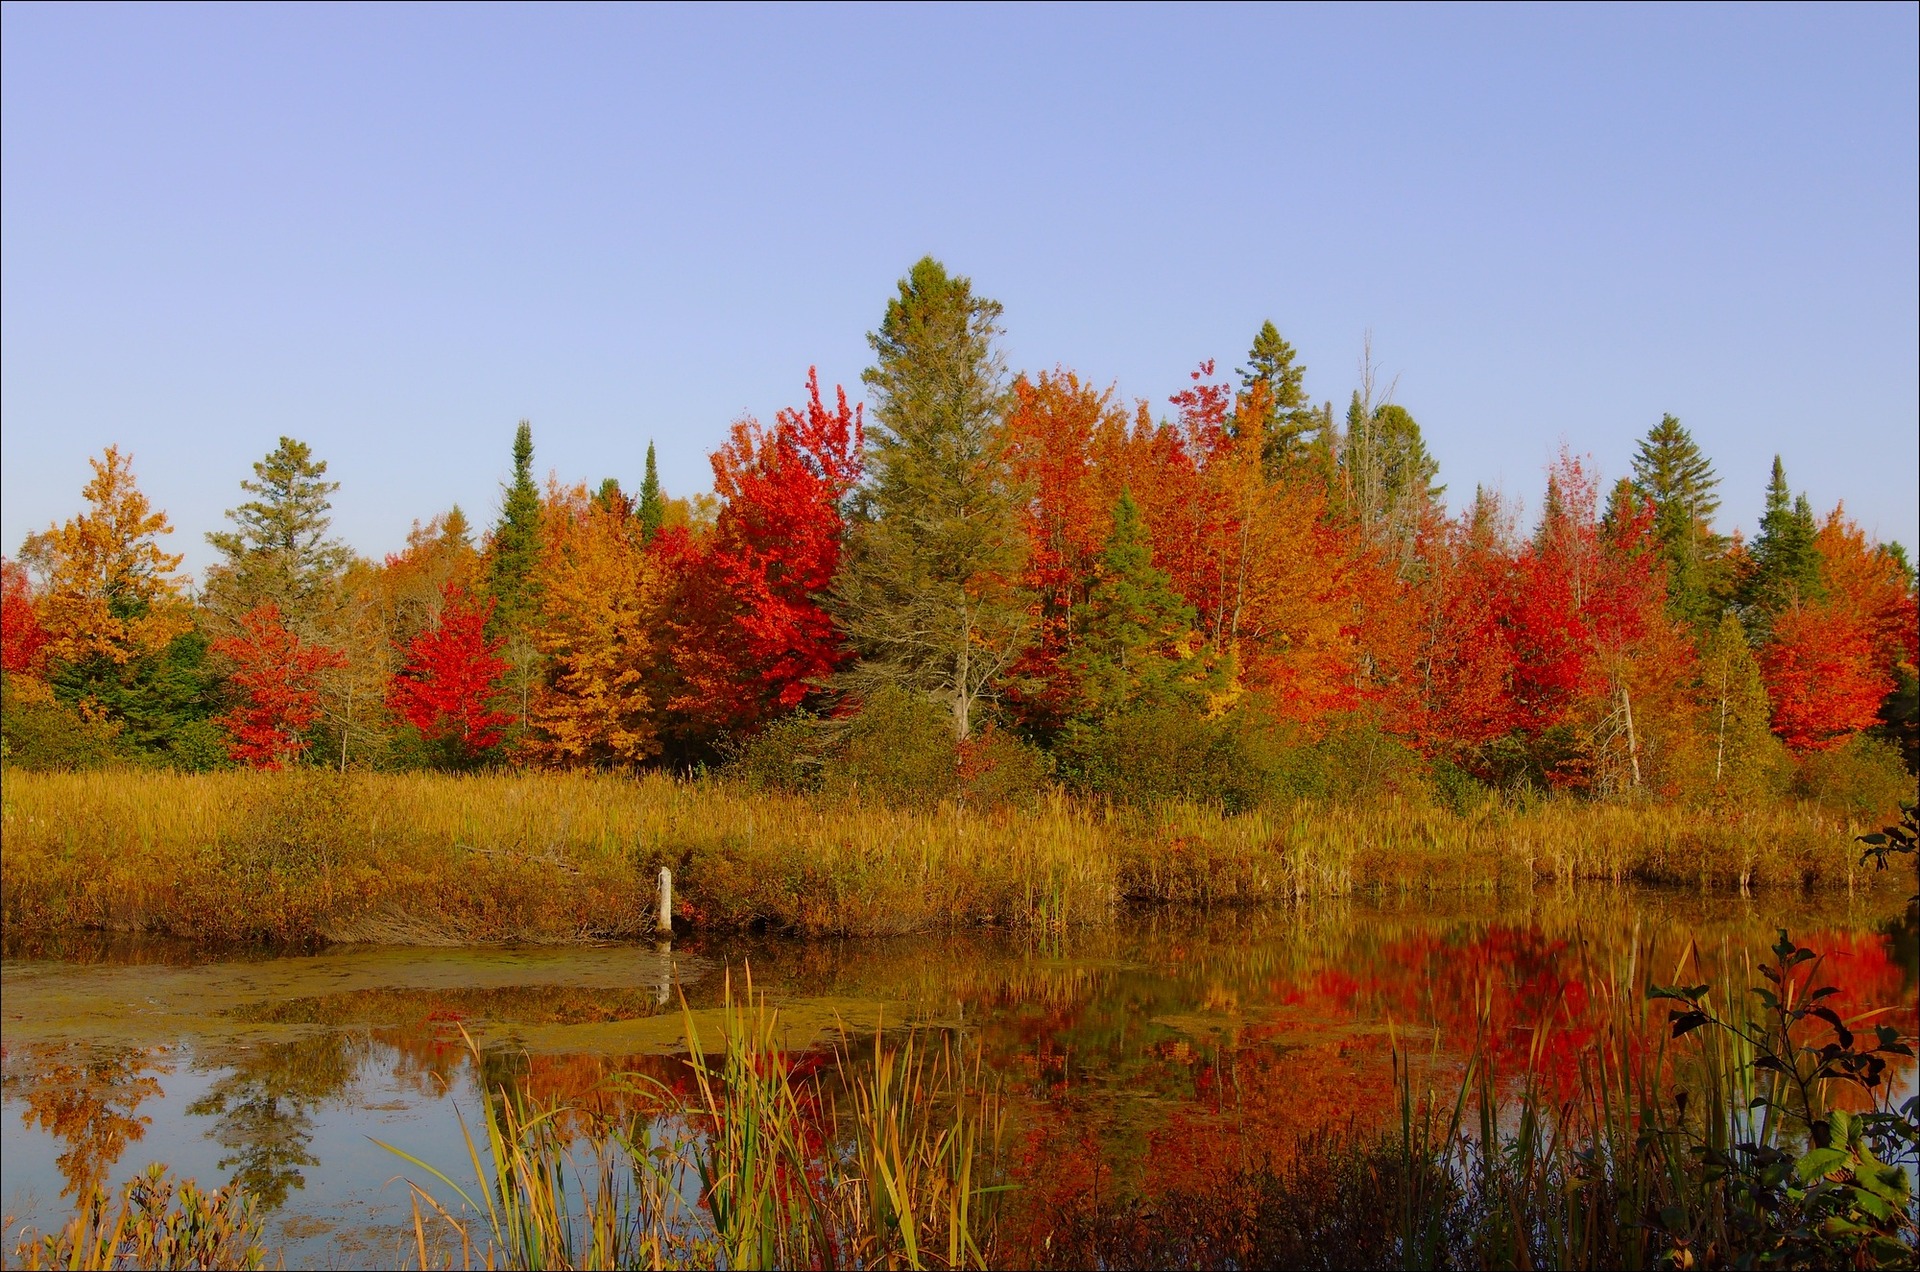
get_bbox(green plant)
[8,1163,268,1271]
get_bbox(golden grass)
[0,769,1898,944]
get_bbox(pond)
[4,888,1915,1267]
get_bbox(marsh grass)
[380,968,1009,1270]
[0,769,1896,945]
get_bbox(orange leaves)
[1760,602,1888,752]
[1753,506,1912,753]
[20,446,188,667]
[212,604,347,768]
[527,482,671,767]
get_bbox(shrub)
[1055,707,1274,811]
[729,712,826,793]
[823,686,959,805]
[0,676,124,771]
[1792,734,1915,820]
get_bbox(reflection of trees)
[185,1036,360,1210]
[6,1045,171,1200]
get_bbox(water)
[4,888,1914,1266]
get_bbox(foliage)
[670,368,862,738]
[835,256,1030,741]
[8,1162,268,1271]
[203,436,350,630]
[1790,735,1916,820]
[0,673,125,770]
[211,603,348,769]
[1631,412,1726,627]
[526,482,672,767]
[17,446,189,670]
[387,584,512,766]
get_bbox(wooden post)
[656,867,673,937]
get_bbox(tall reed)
[379,966,1009,1270]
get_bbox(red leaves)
[671,368,863,733]
[1760,603,1888,752]
[387,584,512,758]
[1,560,50,678]
[212,605,346,769]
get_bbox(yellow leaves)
[22,446,189,666]
[528,483,670,767]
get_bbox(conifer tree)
[833,257,1029,740]
[204,437,349,632]
[1069,492,1212,718]
[1236,321,1321,476]
[1630,414,1725,626]
[1342,396,1440,548]
[637,442,665,543]
[1744,455,1822,622]
[487,421,542,635]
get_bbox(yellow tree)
[20,446,189,669]
[528,482,671,766]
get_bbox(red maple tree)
[387,584,512,759]
[1760,601,1888,752]
[212,604,347,769]
[1,560,50,677]
[670,368,862,732]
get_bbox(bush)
[728,712,830,793]
[0,676,124,771]
[1055,707,1274,811]
[824,687,960,805]
[1791,734,1915,820]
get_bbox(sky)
[4,3,1916,579]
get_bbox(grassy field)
[0,768,1903,945]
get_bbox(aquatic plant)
[6,1162,268,1271]
[377,966,1009,1270]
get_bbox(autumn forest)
[3,257,1913,817]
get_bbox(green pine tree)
[1236,321,1322,475]
[204,436,351,631]
[833,257,1029,741]
[1069,492,1213,718]
[637,442,665,543]
[1341,395,1441,546]
[1629,414,1725,626]
[488,421,542,636]
[1744,455,1822,623]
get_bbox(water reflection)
[185,1038,366,1209]
[2,888,1914,1265]
[4,1046,170,1200]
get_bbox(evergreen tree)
[637,442,665,543]
[1069,492,1212,718]
[1629,414,1725,626]
[833,257,1029,741]
[1342,396,1441,546]
[1236,321,1322,476]
[487,421,542,635]
[1744,455,1822,621]
[204,436,350,631]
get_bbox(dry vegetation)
[1,769,1899,946]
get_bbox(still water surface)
[4,889,1914,1266]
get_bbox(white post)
[656,867,673,937]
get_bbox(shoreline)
[3,768,1908,948]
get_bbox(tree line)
[3,257,1915,808]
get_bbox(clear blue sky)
[4,3,1915,578]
